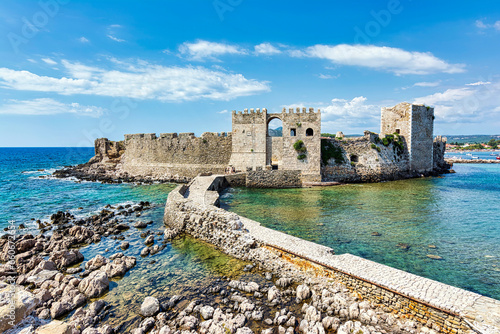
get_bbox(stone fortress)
[84,102,449,187]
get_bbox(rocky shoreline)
[445,158,500,164]
[52,160,190,184]
[0,199,446,334]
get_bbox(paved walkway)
[183,175,500,334]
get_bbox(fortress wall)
[120,132,232,178]
[321,133,410,183]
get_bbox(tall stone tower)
[229,107,321,182]
[380,102,434,173]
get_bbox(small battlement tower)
[229,107,321,182]
[380,102,434,172]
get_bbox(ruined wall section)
[121,132,232,178]
[321,132,411,183]
[90,138,125,164]
[229,108,267,172]
[381,103,434,173]
[433,135,448,171]
[278,107,321,182]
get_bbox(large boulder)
[50,249,84,268]
[85,254,109,271]
[0,283,40,332]
[296,284,311,301]
[68,226,95,244]
[78,271,109,298]
[102,256,136,278]
[140,296,160,317]
[35,320,72,334]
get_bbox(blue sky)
[0,0,499,147]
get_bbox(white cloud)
[0,98,104,117]
[217,109,229,114]
[475,19,500,31]
[179,40,247,61]
[476,20,488,29]
[283,97,382,133]
[107,24,125,42]
[321,96,382,133]
[42,58,57,65]
[107,35,125,42]
[254,43,281,55]
[413,81,500,124]
[318,73,339,79]
[0,60,270,102]
[466,81,491,86]
[414,81,440,87]
[79,37,90,43]
[297,44,465,75]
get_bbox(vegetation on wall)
[321,140,344,165]
[293,140,307,160]
[370,143,381,152]
[297,153,307,160]
[293,140,307,153]
[373,134,405,155]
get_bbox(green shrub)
[293,140,306,152]
[321,140,344,165]
[351,162,356,166]
[297,153,307,160]
[382,137,389,146]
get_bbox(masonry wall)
[410,105,434,172]
[321,132,411,183]
[246,170,302,188]
[120,132,232,178]
[230,108,268,172]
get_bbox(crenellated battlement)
[124,132,230,141]
[281,107,320,114]
[232,108,268,115]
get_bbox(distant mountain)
[268,126,282,137]
[444,135,500,144]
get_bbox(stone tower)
[380,102,434,173]
[229,107,321,182]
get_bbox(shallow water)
[221,164,500,300]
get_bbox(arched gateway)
[229,107,322,182]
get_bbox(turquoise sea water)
[221,163,500,300]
